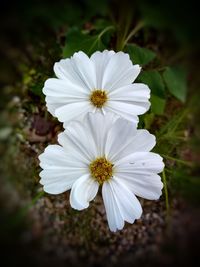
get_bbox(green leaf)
[138,70,165,98]
[63,28,106,58]
[126,44,156,65]
[163,67,187,102]
[151,94,166,115]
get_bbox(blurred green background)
[0,0,200,266]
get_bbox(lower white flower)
[39,113,164,232]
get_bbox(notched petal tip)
[73,50,87,56]
[145,100,151,112]
[54,107,67,122]
[158,161,165,174]
[72,51,90,61]
[141,84,151,98]
[53,60,62,73]
[152,153,165,174]
[39,177,45,186]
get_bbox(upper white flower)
[39,112,164,232]
[43,50,150,125]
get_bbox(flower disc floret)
[90,90,108,108]
[89,157,113,184]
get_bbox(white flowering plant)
[4,2,187,237]
[26,6,189,233]
[2,2,198,267]
[38,49,166,231]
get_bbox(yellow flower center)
[89,157,113,185]
[90,90,108,108]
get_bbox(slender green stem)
[116,11,131,51]
[123,21,144,48]
[98,25,115,39]
[88,25,115,54]
[165,168,173,173]
[161,154,193,166]
[161,135,187,141]
[158,109,188,139]
[116,21,144,51]
[162,169,170,215]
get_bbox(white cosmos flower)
[39,112,164,232]
[43,50,150,125]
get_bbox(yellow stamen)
[90,90,108,108]
[89,157,113,185]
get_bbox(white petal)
[102,177,142,232]
[106,100,148,123]
[54,59,87,90]
[63,112,88,129]
[108,100,148,114]
[104,104,139,124]
[115,152,164,200]
[39,145,75,168]
[102,181,124,231]
[40,169,84,181]
[104,118,155,161]
[45,101,60,116]
[55,101,92,123]
[71,52,96,89]
[58,133,92,166]
[90,50,115,89]
[70,174,99,210]
[115,152,164,172]
[111,129,156,161]
[130,130,156,152]
[67,121,97,159]
[109,83,150,102]
[46,95,85,104]
[62,113,118,160]
[54,52,95,91]
[84,112,118,157]
[43,78,88,97]
[105,118,137,161]
[42,177,80,195]
[58,121,97,161]
[39,145,86,194]
[102,52,141,91]
[118,173,163,200]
